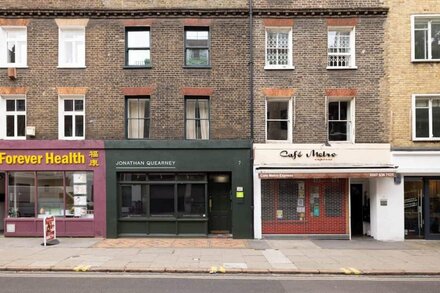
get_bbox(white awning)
[257,167,397,179]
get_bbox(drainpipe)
[249,0,254,141]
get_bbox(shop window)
[186,97,209,140]
[58,27,85,68]
[7,172,35,217]
[0,26,27,68]
[412,16,440,61]
[125,27,151,67]
[126,97,150,139]
[184,27,210,67]
[328,100,354,142]
[7,171,94,218]
[266,99,292,142]
[120,185,147,217]
[2,96,26,139]
[150,184,175,216]
[177,183,205,216]
[413,95,440,140]
[59,95,85,140]
[324,183,343,217]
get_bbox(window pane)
[64,41,74,64]
[37,172,64,217]
[177,184,206,216]
[7,41,16,63]
[75,115,84,137]
[428,179,440,234]
[6,100,15,111]
[143,119,150,139]
[120,185,147,217]
[150,184,175,216]
[267,101,288,119]
[339,102,348,120]
[416,99,429,108]
[328,102,339,120]
[16,99,25,111]
[431,22,440,59]
[186,49,209,66]
[200,119,209,139]
[267,121,288,140]
[8,172,36,218]
[6,116,14,137]
[148,174,175,181]
[64,115,73,137]
[127,30,149,48]
[119,173,148,182]
[128,49,151,66]
[74,100,83,111]
[17,115,25,136]
[433,100,440,137]
[186,30,208,47]
[415,30,428,60]
[144,99,150,118]
[329,121,348,141]
[186,100,196,119]
[416,108,429,138]
[64,100,73,111]
[65,172,94,218]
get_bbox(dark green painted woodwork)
[105,140,253,239]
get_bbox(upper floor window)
[0,27,27,68]
[265,28,293,69]
[185,28,210,67]
[1,96,26,139]
[412,16,440,61]
[186,97,209,139]
[328,100,354,142]
[413,95,440,140]
[327,27,356,69]
[58,95,85,140]
[59,27,85,68]
[126,97,150,139]
[266,99,292,142]
[125,27,151,67]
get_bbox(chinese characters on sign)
[89,150,99,167]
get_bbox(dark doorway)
[350,184,363,236]
[208,174,231,234]
[0,173,5,233]
[405,178,424,239]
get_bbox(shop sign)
[115,160,176,168]
[43,216,56,246]
[0,151,100,167]
[280,150,337,161]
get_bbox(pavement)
[0,236,440,275]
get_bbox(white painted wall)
[253,168,262,239]
[369,178,404,241]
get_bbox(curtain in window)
[128,99,145,138]
[199,100,209,139]
[186,100,196,139]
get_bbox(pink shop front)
[0,141,106,237]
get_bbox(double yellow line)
[341,267,362,275]
[73,265,91,272]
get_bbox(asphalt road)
[0,273,440,293]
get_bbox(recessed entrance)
[404,178,424,239]
[208,173,231,234]
[0,173,4,234]
[350,184,364,236]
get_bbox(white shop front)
[253,144,403,241]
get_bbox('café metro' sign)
[280,150,337,161]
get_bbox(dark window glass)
[414,29,428,60]
[267,121,288,140]
[64,100,73,111]
[266,100,289,141]
[8,172,36,218]
[177,183,206,216]
[75,100,83,111]
[150,184,175,216]
[428,179,440,234]
[148,174,175,181]
[432,22,440,59]
[328,102,339,120]
[75,115,84,137]
[185,28,210,66]
[127,98,150,139]
[328,101,350,141]
[120,184,147,217]
[16,99,25,111]
[416,108,429,138]
[64,115,73,137]
[267,101,288,119]
[126,28,151,66]
[329,121,348,141]
[433,100,440,137]
[119,173,148,182]
[17,115,25,136]
[6,100,15,111]
[6,116,14,137]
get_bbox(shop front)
[105,140,253,239]
[393,151,440,240]
[254,144,401,241]
[1,141,106,237]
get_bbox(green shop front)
[105,140,253,238]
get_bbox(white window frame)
[327,26,357,69]
[411,15,440,62]
[0,95,26,140]
[265,98,293,143]
[264,27,294,70]
[0,26,27,68]
[326,97,355,143]
[58,26,86,68]
[58,95,85,140]
[412,94,440,141]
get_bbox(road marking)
[73,265,91,272]
[341,267,362,275]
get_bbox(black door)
[350,184,363,236]
[208,174,231,234]
[404,178,424,239]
